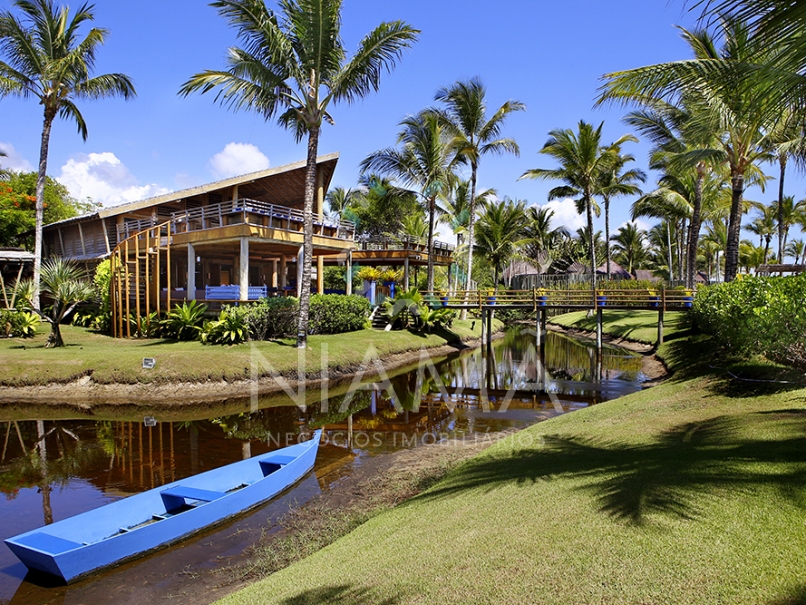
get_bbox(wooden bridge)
[419,287,695,352]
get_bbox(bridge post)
[596,307,603,353]
[486,307,493,350]
[658,288,665,347]
[536,308,542,349]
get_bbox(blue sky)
[1,0,804,246]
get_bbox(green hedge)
[235,294,370,340]
[691,274,806,369]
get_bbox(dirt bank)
[0,335,497,410]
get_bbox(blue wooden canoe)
[4,430,321,583]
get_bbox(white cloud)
[208,143,270,179]
[542,198,585,232]
[0,142,34,172]
[57,152,170,207]
[618,218,654,234]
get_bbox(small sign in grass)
[142,357,156,369]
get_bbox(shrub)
[201,310,249,345]
[0,310,40,338]
[162,300,207,340]
[239,297,299,340]
[308,294,370,335]
[692,274,806,369]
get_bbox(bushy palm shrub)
[201,310,249,345]
[0,310,40,337]
[309,294,370,334]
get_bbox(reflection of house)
[42,153,455,336]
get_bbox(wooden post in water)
[536,308,542,349]
[486,306,493,350]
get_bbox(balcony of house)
[115,198,355,252]
[350,234,455,266]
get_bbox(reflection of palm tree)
[36,420,52,525]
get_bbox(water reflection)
[0,328,646,604]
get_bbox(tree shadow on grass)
[412,410,806,526]
[276,584,402,605]
[768,584,806,605]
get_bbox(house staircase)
[369,306,390,330]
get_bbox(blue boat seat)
[14,533,82,554]
[160,486,226,512]
[259,454,295,476]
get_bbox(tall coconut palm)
[772,194,806,258]
[361,111,457,291]
[180,0,418,348]
[745,201,777,263]
[0,0,136,309]
[520,121,633,293]
[611,222,647,275]
[785,238,805,264]
[474,198,528,292]
[433,78,524,304]
[325,186,356,221]
[596,148,645,279]
[600,19,780,282]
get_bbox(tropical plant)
[362,110,457,291]
[0,0,135,308]
[596,146,645,279]
[785,238,805,264]
[201,310,249,344]
[346,174,422,237]
[1,309,40,337]
[432,78,524,307]
[521,121,635,292]
[325,187,357,221]
[20,258,94,347]
[473,198,529,291]
[744,201,777,264]
[162,300,207,341]
[610,222,647,275]
[180,0,418,349]
[355,266,382,283]
[600,18,781,282]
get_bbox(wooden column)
[404,256,410,291]
[271,259,278,289]
[239,237,249,301]
[279,255,287,289]
[187,243,196,300]
[346,250,353,295]
[317,255,324,294]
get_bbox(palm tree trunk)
[686,165,705,289]
[725,172,745,282]
[667,222,674,282]
[296,125,319,349]
[586,194,597,295]
[34,110,57,311]
[604,197,611,280]
[426,195,436,292]
[461,166,478,320]
[777,156,786,263]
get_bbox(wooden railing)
[357,234,455,254]
[418,288,696,310]
[115,199,357,242]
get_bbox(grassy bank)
[0,319,492,386]
[220,311,806,605]
[549,309,688,345]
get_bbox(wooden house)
[42,153,455,336]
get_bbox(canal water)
[0,328,646,605]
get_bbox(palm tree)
[473,198,528,292]
[0,0,136,309]
[433,78,524,302]
[361,111,457,291]
[521,205,569,272]
[180,0,418,348]
[520,121,634,293]
[22,258,94,347]
[325,187,356,222]
[744,201,777,264]
[785,239,805,264]
[596,148,645,279]
[600,19,780,282]
[772,194,806,258]
[611,222,647,275]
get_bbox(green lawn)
[0,319,491,386]
[219,312,806,605]
[549,309,688,345]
